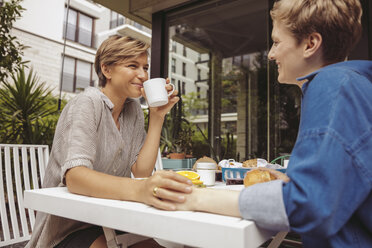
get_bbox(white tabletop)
[24,185,274,248]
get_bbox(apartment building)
[12,0,209,104]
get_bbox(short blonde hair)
[94,35,150,87]
[270,0,362,63]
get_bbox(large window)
[63,7,94,47]
[182,62,186,76]
[172,41,177,52]
[171,58,176,73]
[165,0,301,161]
[110,10,125,29]
[62,56,93,93]
[160,0,371,161]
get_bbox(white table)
[23,185,276,248]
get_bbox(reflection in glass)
[166,0,301,161]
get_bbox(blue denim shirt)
[239,60,372,248]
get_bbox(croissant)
[243,169,276,187]
[242,158,257,168]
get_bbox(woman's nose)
[268,46,275,61]
[137,68,148,81]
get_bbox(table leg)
[267,231,288,248]
[103,227,120,248]
[103,227,151,248]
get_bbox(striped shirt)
[26,87,146,248]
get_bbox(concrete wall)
[14,0,65,43]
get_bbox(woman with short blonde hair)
[95,36,150,87]
[26,35,192,248]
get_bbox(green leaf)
[0,66,64,145]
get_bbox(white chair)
[0,144,49,247]
[0,143,164,248]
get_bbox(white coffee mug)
[143,78,175,107]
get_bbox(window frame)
[64,6,95,47]
[62,55,94,93]
[182,81,186,95]
[172,58,176,73]
[182,62,186,76]
[110,10,125,29]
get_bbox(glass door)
[163,0,301,162]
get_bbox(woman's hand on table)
[173,187,202,211]
[141,78,179,118]
[175,187,241,217]
[138,170,193,210]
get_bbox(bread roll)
[193,156,218,170]
[242,158,257,168]
[243,169,275,187]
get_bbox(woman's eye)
[144,67,149,71]
[128,64,137,68]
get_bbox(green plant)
[182,91,208,118]
[0,0,28,84]
[160,94,196,155]
[190,128,210,159]
[0,67,64,145]
[161,114,194,154]
[220,132,237,160]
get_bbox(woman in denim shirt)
[174,0,372,247]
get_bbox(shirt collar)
[296,61,350,86]
[296,64,334,93]
[96,88,134,111]
[97,89,114,110]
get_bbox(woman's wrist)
[149,111,165,122]
[189,187,204,211]
[119,177,144,202]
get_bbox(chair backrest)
[154,149,163,171]
[131,149,163,179]
[0,144,49,247]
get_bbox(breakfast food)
[177,170,200,180]
[243,169,275,187]
[193,156,219,170]
[242,158,258,168]
[190,179,206,188]
[176,171,206,187]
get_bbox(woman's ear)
[303,32,322,58]
[101,64,112,80]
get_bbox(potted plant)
[160,94,194,159]
[160,121,191,159]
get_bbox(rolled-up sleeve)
[57,95,99,183]
[239,180,290,231]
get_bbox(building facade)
[12,0,209,105]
